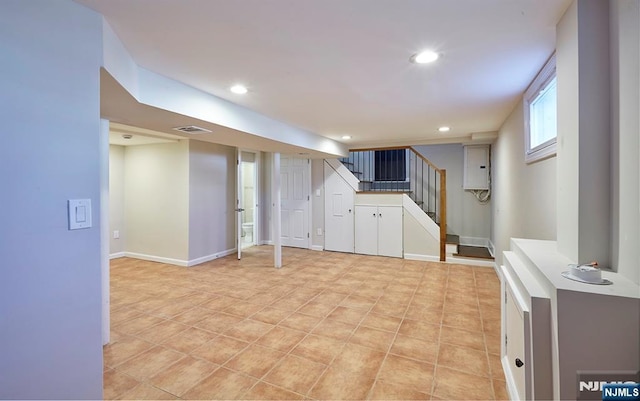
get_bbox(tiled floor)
[104,246,509,400]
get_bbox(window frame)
[524,53,557,164]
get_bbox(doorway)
[240,151,258,250]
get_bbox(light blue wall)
[0,1,104,398]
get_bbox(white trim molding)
[109,252,125,260]
[187,248,237,267]
[311,245,324,251]
[524,52,557,164]
[404,253,441,263]
[459,236,490,248]
[124,252,189,266]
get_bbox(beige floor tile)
[349,325,395,352]
[182,367,257,400]
[370,300,407,318]
[437,342,490,377]
[103,336,154,368]
[297,300,336,317]
[488,352,506,381]
[483,317,502,336]
[432,366,494,400]
[442,311,483,332]
[136,320,190,344]
[494,379,509,400]
[263,354,327,395]
[360,312,402,332]
[240,381,304,400]
[313,290,349,306]
[256,326,307,353]
[340,294,377,310]
[224,344,285,379]
[194,312,244,334]
[311,317,357,341]
[398,319,441,342]
[291,334,345,365]
[103,369,139,400]
[250,306,292,325]
[110,307,144,325]
[485,333,502,355]
[172,307,213,326]
[440,325,486,351]
[200,295,240,311]
[330,343,386,377]
[309,368,375,400]
[149,356,218,396]
[223,301,266,318]
[278,312,322,332]
[377,354,435,393]
[327,306,367,324]
[113,314,166,335]
[115,383,177,400]
[161,327,216,354]
[368,380,430,400]
[389,334,439,364]
[405,305,443,324]
[190,335,249,365]
[224,318,275,342]
[115,346,185,380]
[270,297,306,312]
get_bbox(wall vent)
[172,125,212,134]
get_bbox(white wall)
[609,0,640,284]
[413,144,492,243]
[109,145,125,255]
[188,140,236,260]
[0,1,104,398]
[124,141,190,262]
[491,99,557,265]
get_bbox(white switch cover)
[113,230,120,239]
[315,189,321,197]
[68,199,92,230]
[317,228,323,236]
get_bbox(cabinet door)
[355,205,378,255]
[377,206,403,258]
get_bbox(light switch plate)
[68,199,92,230]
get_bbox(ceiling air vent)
[172,125,212,134]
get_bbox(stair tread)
[446,234,460,244]
[454,245,494,260]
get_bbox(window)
[375,149,406,181]
[524,53,557,163]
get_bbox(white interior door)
[280,156,309,248]
[324,161,354,253]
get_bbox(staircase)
[339,146,449,261]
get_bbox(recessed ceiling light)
[438,126,450,132]
[410,50,439,64]
[230,84,248,94]
[341,135,352,140]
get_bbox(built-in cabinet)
[354,194,403,258]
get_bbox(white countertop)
[511,238,640,299]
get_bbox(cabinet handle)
[515,358,524,368]
[348,209,351,213]
[379,213,382,217]
[373,213,376,217]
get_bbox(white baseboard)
[262,240,274,246]
[109,252,125,260]
[404,253,441,262]
[459,236,490,247]
[311,245,324,251]
[187,248,237,267]
[124,252,188,266]
[488,239,496,257]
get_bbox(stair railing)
[339,146,447,261]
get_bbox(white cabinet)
[463,145,490,190]
[355,205,402,258]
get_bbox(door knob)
[515,358,524,368]
[348,209,351,213]
[235,208,245,212]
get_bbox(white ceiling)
[77,0,571,147]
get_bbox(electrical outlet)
[316,228,322,236]
[113,230,120,239]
